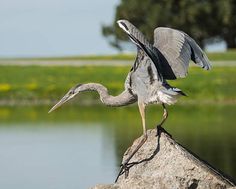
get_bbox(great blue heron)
[49,19,211,178]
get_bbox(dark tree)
[102,0,236,50]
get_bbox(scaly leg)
[158,103,168,127]
[115,102,147,182]
[156,103,170,136]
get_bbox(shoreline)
[0,99,235,106]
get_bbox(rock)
[91,129,235,189]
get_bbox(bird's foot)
[115,135,147,182]
[115,162,131,182]
[156,125,172,138]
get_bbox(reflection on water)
[0,104,236,188]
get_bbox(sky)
[0,0,120,57]
[0,0,226,58]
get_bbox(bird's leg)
[115,102,147,182]
[124,102,147,165]
[156,103,169,136]
[158,103,168,127]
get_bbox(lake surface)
[0,104,236,188]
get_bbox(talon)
[125,166,129,178]
[115,162,129,182]
[115,133,148,182]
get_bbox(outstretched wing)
[153,27,211,78]
[117,20,165,81]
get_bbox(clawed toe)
[115,134,148,182]
[115,162,130,182]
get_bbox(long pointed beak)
[48,95,71,113]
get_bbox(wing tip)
[202,54,212,70]
[200,61,212,71]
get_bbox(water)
[0,125,116,189]
[0,104,236,188]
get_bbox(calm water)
[0,104,236,188]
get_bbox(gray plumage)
[117,19,211,80]
[154,27,211,78]
[49,20,211,176]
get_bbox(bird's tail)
[174,88,187,96]
[162,82,187,97]
[161,87,187,97]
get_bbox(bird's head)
[48,84,82,113]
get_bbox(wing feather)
[154,27,211,78]
[117,20,166,81]
[117,20,211,81]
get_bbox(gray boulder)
[92,129,235,189]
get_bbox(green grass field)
[0,65,235,105]
[206,49,236,61]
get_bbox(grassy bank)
[0,65,235,105]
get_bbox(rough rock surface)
[91,129,235,189]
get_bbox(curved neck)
[78,83,137,107]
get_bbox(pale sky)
[0,0,226,58]
[0,0,120,57]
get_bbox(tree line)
[102,0,236,50]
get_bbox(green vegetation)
[103,0,236,49]
[206,49,236,61]
[0,65,235,104]
[0,65,128,103]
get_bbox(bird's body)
[49,19,211,180]
[126,49,184,106]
